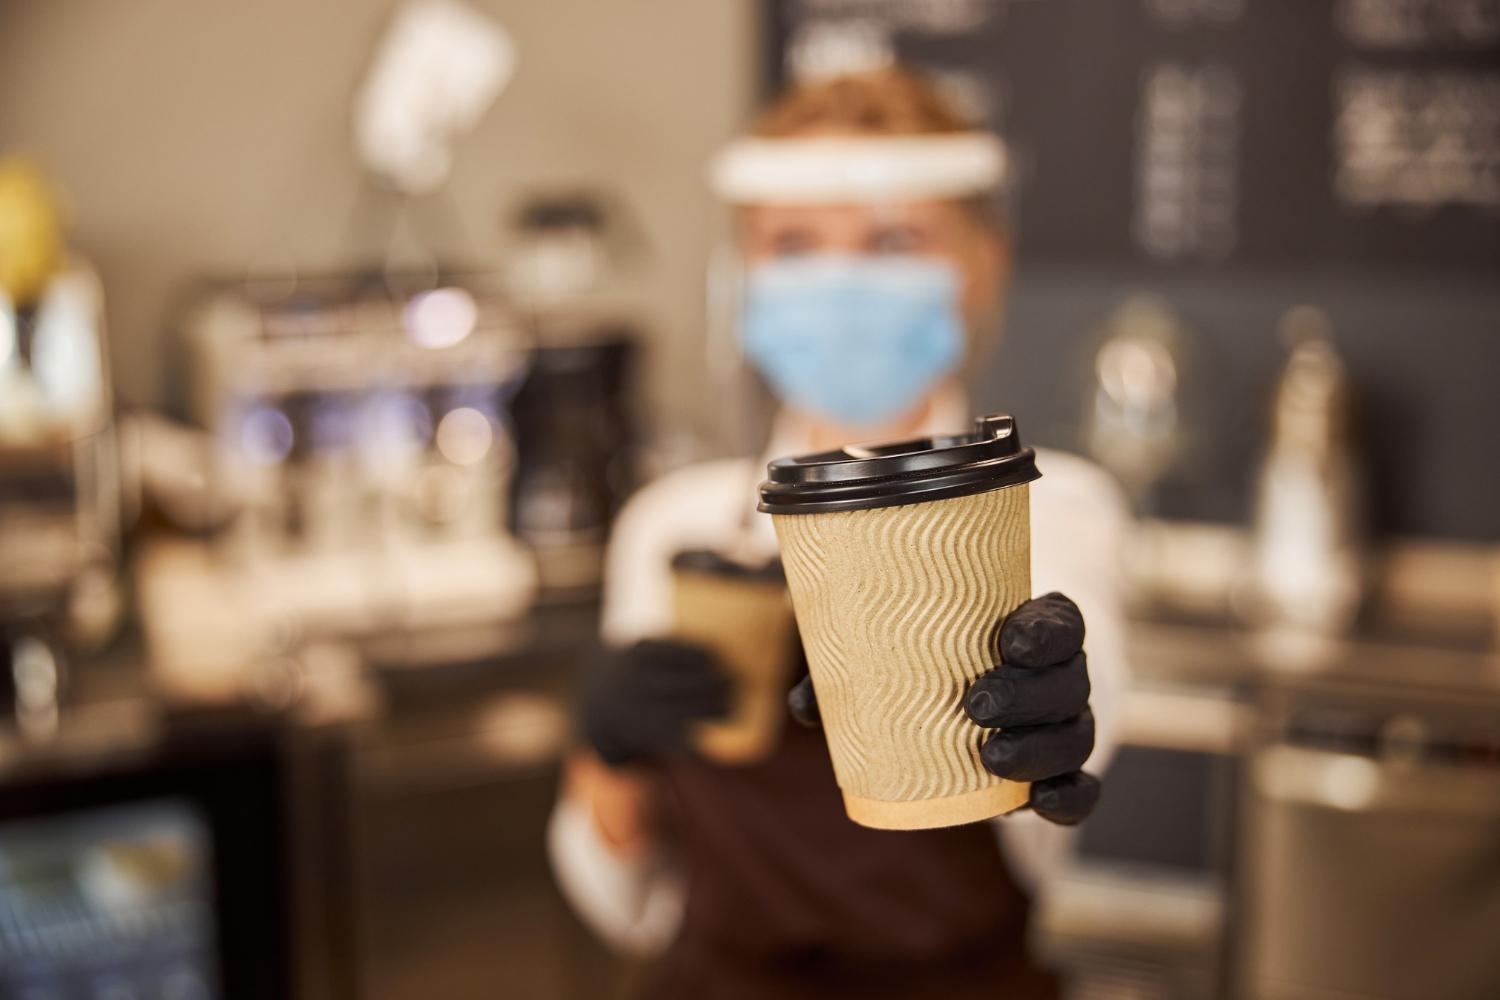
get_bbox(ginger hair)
[751,67,976,139]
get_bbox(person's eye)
[867,225,924,255]
[770,229,818,258]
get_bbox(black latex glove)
[580,638,733,767]
[788,592,1101,826]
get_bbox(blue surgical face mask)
[740,255,965,428]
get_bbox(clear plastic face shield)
[703,132,1010,455]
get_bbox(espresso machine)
[137,273,538,698]
[503,192,643,597]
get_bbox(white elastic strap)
[709,133,1007,205]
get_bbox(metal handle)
[1253,744,1500,819]
[10,633,61,741]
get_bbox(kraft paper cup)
[670,551,794,764]
[758,414,1040,830]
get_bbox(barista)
[549,68,1130,999]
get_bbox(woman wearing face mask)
[549,68,1129,999]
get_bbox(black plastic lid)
[757,414,1040,515]
[670,548,784,581]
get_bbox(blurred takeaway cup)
[670,549,794,764]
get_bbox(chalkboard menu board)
[762,0,1500,539]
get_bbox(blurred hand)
[580,639,732,767]
[788,592,1101,826]
[563,751,658,860]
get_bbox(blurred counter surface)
[1117,524,1500,754]
[5,521,1497,797]
[7,605,1497,779]
[1120,618,1500,755]
[5,519,1497,804]
[0,598,601,788]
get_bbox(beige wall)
[0,0,756,437]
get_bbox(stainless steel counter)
[1039,615,1500,1000]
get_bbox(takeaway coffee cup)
[758,414,1040,829]
[670,550,794,764]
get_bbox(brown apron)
[645,720,1059,999]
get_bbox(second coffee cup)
[758,414,1040,830]
[670,549,794,764]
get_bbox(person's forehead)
[743,200,962,227]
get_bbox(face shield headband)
[708,132,1007,205]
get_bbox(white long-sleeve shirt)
[549,393,1131,954]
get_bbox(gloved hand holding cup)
[761,414,1097,829]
